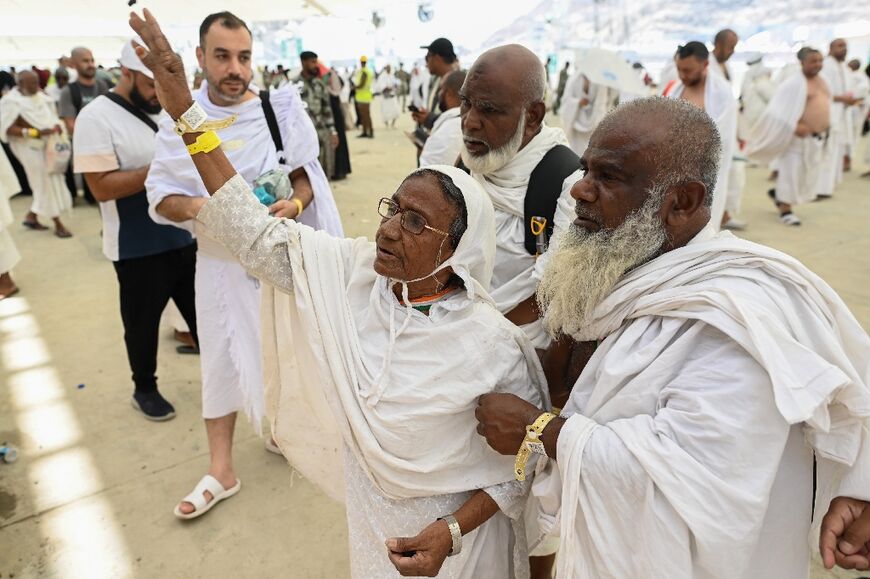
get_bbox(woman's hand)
[386,519,453,577]
[128,9,193,120]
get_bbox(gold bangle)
[186,131,222,155]
[514,411,558,481]
[27,128,40,138]
[291,197,304,216]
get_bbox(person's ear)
[526,101,546,132]
[662,181,707,227]
[195,46,205,70]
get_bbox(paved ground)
[1,103,868,578]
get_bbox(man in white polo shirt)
[73,39,198,421]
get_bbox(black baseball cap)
[420,38,456,60]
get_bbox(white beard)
[460,110,526,175]
[536,187,668,339]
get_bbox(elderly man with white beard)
[460,45,582,351]
[459,44,583,578]
[475,96,870,578]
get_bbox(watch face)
[184,103,207,129]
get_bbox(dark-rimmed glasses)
[377,198,451,238]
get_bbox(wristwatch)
[174,101,208,135]
[437,514,462,557]
[515,411,558,481]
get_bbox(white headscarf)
[262,164,546,502]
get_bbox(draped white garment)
[816,56,850,195]
[559,73,615,157]
[0,88,72,219]
[745,73,830,207]
[848,70,869,154]
[146,82,342,428]
[0,146,21,272]
[471,126,580,349]
[197,166,547,578]
[533,226,870,578]
[664,75,737,231]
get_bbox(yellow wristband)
[186,131,222,155]
[291,197,304,216]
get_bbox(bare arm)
[83,166,150,202]
[156,193,208,223]
[63,116,75,135]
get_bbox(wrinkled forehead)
[462,61,520,105]
[587,117,666,175]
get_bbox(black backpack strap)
[260,90,285,164]
[524,144,582,255]
[104,92,158,132]
[70,82,83,115]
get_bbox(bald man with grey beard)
[475,96,870,579]
[458,43,584,579]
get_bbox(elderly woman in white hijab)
[130,10,546,579]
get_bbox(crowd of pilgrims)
[1,10,870,578]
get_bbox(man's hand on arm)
[820,496,870,570]
[386,490,499,577]
[475,393,566,460]
[84,166,150,202]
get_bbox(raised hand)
[128,9,193,120]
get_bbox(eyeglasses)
[377,198,451,238]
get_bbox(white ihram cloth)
[197,165,547,579]
[532,225,870,578]
[146,82,342,429]
[559,73,615,157]
[665,75,737,230]
[746,73,831,206]
[0,147,21,273]
[419,107,462,166]
[739,63,775,140]
[708,59,748,216]
[848,70,869,155]
[0,88,72,219]
[376,71,400,124]
[471,126,580,349]
[816,56,850,195]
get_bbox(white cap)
[119,37,153,79]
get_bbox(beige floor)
[1,103,869,579]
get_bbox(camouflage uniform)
[296,74,336,178]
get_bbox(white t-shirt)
[73,94,193,261]
[419,107,462,166]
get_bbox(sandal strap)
[180,475,226,512]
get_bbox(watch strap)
[515,411,558,481]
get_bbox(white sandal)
[173,475,241,520]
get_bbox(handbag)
[45,133,71,174]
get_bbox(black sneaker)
[131,390,176,421]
